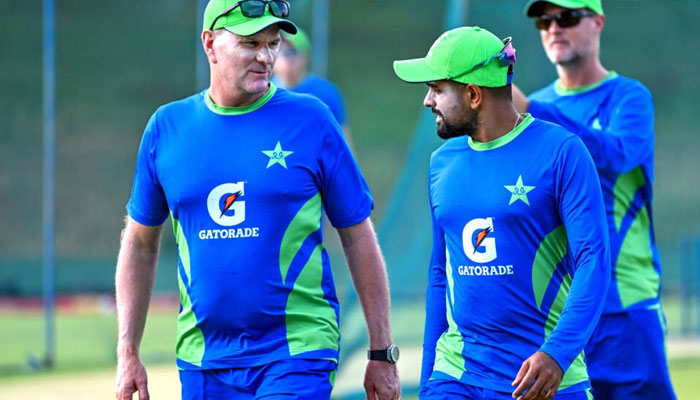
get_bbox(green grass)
[0,310,175,373]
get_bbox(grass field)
[1,302,700,399]
[0,352,698,399]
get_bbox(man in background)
[272,28,353,146]
[514,1,676,398]
[394,26,609,399]
[114,1,400,399]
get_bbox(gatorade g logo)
[207,182,245,226]
[462,218,497,263]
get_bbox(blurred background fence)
[1,0,699,397]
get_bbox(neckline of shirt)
[467,113,534,151]
[554,71,618,96]
[204,84,277,116]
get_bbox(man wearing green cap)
[515,1,676,399]
[114,1,400,399]
[394,26,609,400]
[272,28,352,146]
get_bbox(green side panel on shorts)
[616,204,658,308]
[545,274,589,389]
[532,225,567,309]
[280,193,322,284]
[171,215,205,367]
[285,243,339,356]
[434,248,466,380]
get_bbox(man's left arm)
[338,218,401,400]
[529,84,654,174]
[513,137,611,400]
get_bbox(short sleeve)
[317,117,373,228]
[125,112,170,226]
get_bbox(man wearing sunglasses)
[394,26,609,400]
[514,1,677,399]
[115,1,400,399]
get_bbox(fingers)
[137,380,150,400]
[511,359,529,388]
[511,366,537,399]
[364,361,400,400]
[512,352,562,400]
[365,386,376,400]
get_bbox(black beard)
[437,117,480,140]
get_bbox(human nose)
[546,17,563,34]
[423,90,435,108]
[256,45,276,65]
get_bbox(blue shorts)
[179,359,336,400]
[585,306,676,400]
[420,378,592,400]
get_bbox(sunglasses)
[209,0,290,31]
[534,9,596,30]
[453,37,517,83]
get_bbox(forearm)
[420,279,447,389]
[338,218,393,349]
[529,99,653,174]
[115,218,163,358]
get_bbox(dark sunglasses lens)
[269,1,290,18]
[240,0,267,17]
[557,11,582,27]
[534,17,551,30]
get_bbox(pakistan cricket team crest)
[504,175,535,206]
[262,141,294,169]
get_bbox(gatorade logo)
[207,182,246,226]
[462,218,497,263]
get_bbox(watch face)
[390,345,400,362]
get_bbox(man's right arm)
[420,211,448,393]
[115,216,164,400]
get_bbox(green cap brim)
[224,16,297,36]
[393,58,445,84]
[524,0,603,16]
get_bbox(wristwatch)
[367,344,400,364]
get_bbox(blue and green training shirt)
[420,115,610,394]
[528,72,661,313]
[126,84,373,370]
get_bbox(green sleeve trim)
[204,83,277,115]
[554,71,618,96]
[468,114,533,151]
[171,214,205,366]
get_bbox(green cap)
[283,28,311,53]
[203,0,297,36]
[524,0,604,16]
[393,26,512,87]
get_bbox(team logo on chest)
[262,141,294,169]
[457,217,515,277]
[504,174,535,206]
[200,182,260,240]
